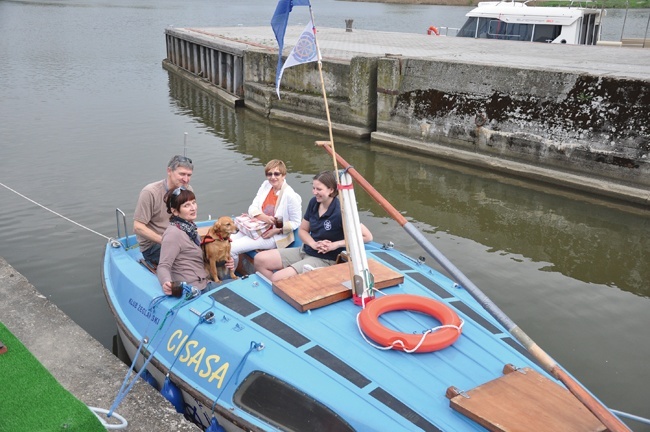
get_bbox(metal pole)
[620,0,629,41]
[641,8,650,48]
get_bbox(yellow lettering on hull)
[166,329,230,388]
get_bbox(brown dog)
[201,216,239,282]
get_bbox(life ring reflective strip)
[358,294,462,353]
[427,26,440,36]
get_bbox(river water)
[1,0,649,428]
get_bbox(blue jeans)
[142,244,161,265]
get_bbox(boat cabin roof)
[468,1,602,25]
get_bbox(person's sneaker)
[303,265,314,273]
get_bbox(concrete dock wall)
[375,56,650,188]
[0,257,199,432]
[163,27,650,206]
[243,51,378,136]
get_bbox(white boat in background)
[455,0,605,44]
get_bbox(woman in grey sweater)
[157,187,232,295]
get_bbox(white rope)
[356,312,394,351]
[88,406,128,430]
[356,312,464,353]
[0,182,111,241]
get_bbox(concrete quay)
[0,257,200,432]
[173,26,650,79]
[163,25,650,209]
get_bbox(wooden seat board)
[448,367,606,432]
[272,259,404,312]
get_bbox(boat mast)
[307,6,374,303]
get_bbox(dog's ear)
[212,221,221,233]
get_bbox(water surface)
[0,0,649,428]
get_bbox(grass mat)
[0,322,105,432]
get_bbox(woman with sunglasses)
[230,159,302,269]
[254,170,373,282]
[157,187,232,294]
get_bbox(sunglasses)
[169,155,193,166]
[172,186,186,196]
[266,171,283,177]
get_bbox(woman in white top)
[230,160,302,267]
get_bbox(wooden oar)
[316,140,631,432]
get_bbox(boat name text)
[128,298,160,325]
[167,329,230,388]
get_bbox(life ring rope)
[357,313,464,353]
[357,294,464,353]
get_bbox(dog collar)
[201,235,216,245]
[201,234,231,244]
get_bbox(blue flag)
[271,0,311,94]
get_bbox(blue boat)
[99,0,643,426]
[101,156,629,431]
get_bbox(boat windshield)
[457,16,562,42]
[234,371,355,432]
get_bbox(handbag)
[234,214,269,240]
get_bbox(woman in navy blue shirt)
[255,171,372,282]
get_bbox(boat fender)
[162,376,185,413]
[206,417,227,432]
[358,294,462,353]
[427,26,439,36]
[140,369,159,390]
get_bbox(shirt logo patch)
[324,220,332,231]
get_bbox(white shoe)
[302,265,314,273]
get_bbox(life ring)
[358,294,462,353]
[427,26,440,36]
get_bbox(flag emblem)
[291,31,317,63]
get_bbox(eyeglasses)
[172,186,186,196]
[266,171,283,177]
[168,155,193,167]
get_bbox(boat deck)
[103,224,612,431]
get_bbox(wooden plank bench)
[272,259,404,312]
[446,364,606,432]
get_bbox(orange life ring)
[427,26,440,36]
[358,294,462,353]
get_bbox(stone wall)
[243,50,378,136]
[375,57,650,188]
[163,27,649,204]
[205,44,650,204]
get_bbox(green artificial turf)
[0,322,105,432]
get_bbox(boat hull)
[102,220,606,431]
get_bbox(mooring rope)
[0,182,111,240]
[108,289,198,416]
[210,340,264,416]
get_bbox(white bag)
[234,214,269,240]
